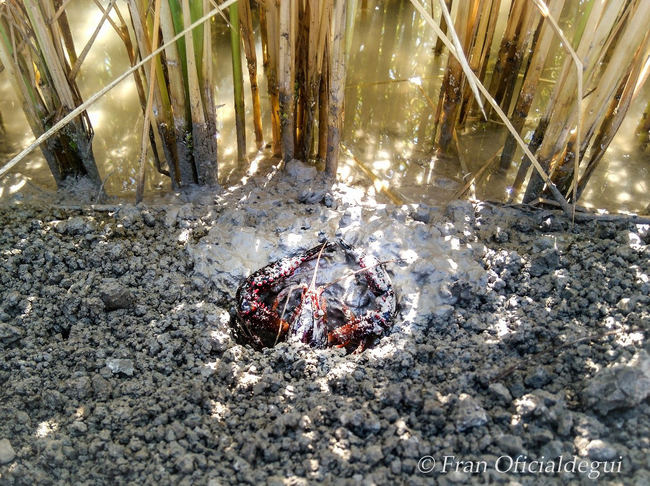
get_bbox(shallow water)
[0,0,648,212]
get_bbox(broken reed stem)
[452,148,502,200]
[229,3,247,162]
[239,0,264,150]
[340,143,403,205]
[136,0,161,203]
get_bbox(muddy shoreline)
[1,166,648,485]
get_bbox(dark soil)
[1,169,648,485]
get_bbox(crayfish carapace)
[234,239,397,353]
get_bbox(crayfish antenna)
[310,241,329,289]
[275,284,303,346]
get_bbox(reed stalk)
[325,0,348,176]
[127,0,179,182]
[186,0,217,183]
[259,0,269,68]
[261,0,282,156]
[576,42,647,200]
[317,42,329,160]
[638,101,650,150]
[1,0,644,209]
[344,0,357,63]
[0,17,55,174]
[499,0,563,171]
[300,0,331,161]
[497,3,538,117]
[239,0,264,150]
[582,0,627,86]
[293,1,308,159]
[520,1,600,202]
[511,0,605,196]
[135,0,161,203]
[485,0,532,117]
[200,0,218,184]
[0,0,238,181]
[0,0,101,186]
[411,0,573,216]
[458,0,501,126]
[435,0,471,151]
[524,0,645,203]
[564,21,649,198]
[573,6,645,155]
[158,0,190,184]
[229,2,247,162]
[29,0,99,186]
[127,0,219,191]
[434,0,451,55]
[278,0,296,162]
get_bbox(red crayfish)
[234,240,397,352]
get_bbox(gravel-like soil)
[1,162,649,485]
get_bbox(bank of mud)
[1,163,649,485]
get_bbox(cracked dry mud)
[1,167,649,485]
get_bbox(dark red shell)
[233,240,396,351]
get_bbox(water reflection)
[0,0,648,213]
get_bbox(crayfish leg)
[341,305,356,323]
[352,338,372,354]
